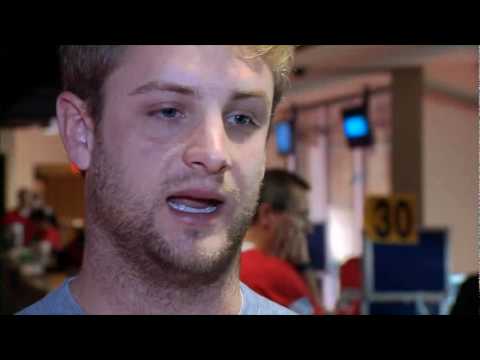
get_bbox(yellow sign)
[364,194,417,245]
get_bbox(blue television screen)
[344,114,370,139]
[275,121,294,155]
[342,106,373,147]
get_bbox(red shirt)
[1,210,35,246]
[41,227,62,252]
[240,248,323,315]
[336,257,362,315]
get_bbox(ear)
[56,92,95,171]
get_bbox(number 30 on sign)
[364,195,417,245]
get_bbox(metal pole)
[353,148,366,257]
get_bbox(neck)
[243,225,270,254]
[71,224,242,315]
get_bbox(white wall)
[423,97,477,274]
[5,125,69,209]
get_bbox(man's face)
[87,46,274,284]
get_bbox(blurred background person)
[336,257,362,315]
[28,208,62,269]
[1,188,35,248]
[240,169,324,315]
[1,196,63,313]
[30,192,57,225]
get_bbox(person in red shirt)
[336,257,362,315]
[29,209,62,253]
[1,188,35,247]
[240,169,323,315]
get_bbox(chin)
[144,229,240,278]
[176,232,236,262]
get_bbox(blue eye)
[148,107,183,120]
[228,114,256,127]
[159,108,180,119]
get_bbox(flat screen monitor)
[342,106,373,148]
[275,120,294,155]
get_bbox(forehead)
[108,45,274,99]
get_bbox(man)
[336,257,362,315]
[18,45,296,315]
[29,208,63,253]
[240,169,323,315]
[1,188,35,247]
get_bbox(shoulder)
[241,250,306,293]
[240,282,297,315]
[241,249,296,274]
[16,278,84,315]
[254,252,303,283]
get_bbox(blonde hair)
[242,45,295,108]
[59,45,295,120]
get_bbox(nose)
[183,112,232,175]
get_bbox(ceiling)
[293,45,471,73]
[283,45,477,113]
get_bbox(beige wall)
[5,126,69,209]
[423,97,477,274]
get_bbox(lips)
[166,189,225,215]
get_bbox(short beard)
[85,133,261,289]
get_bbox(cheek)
[271,214,287,230]
[233,138,266,185]
[101,129,175,194]
[128,143,179,192]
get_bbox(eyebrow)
[129,81,270,108]
[231,90,269,106]
[129,81,196,96]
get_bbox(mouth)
[167,197,222,214]
[166,189,225,216]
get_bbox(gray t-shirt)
[16,278,296,315]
